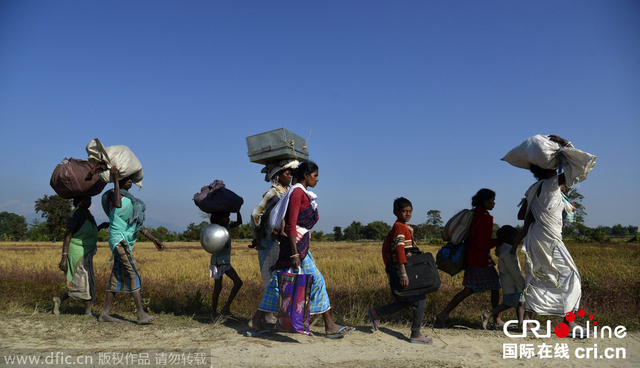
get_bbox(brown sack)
[50,158,107,199]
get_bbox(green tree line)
[1,194,638,243]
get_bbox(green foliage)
[429,238,445,245]
[229,223,252,239]
[27,219,49,241]
[590,229,608,244]
[180,221,209,241]
[426,209,443,227]
[0,212,28,241]
[34,195,72,242]
[362,221,391,241]
[343,221,363,241]
[311,230,324,241]
[144,226,179,242]
[412,223,440,241]
[333,226,343,241]
[97,229,109,242]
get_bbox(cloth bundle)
[441,209,474,245]
[86,138,144,187]
[193,180,244,213]
[50,158,107,199]
[501,134,596,186]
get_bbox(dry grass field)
[1,240,638,330]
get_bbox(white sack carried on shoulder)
[86,138,144,187]
[501,135,596,186]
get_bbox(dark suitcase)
[386,248,441,298]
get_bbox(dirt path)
[1,312,638,367]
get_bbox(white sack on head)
[501,134,561,170]
[86,138,144,187]
[558,146,596,186]
[501,134,596,186]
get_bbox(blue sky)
[1,0,638,233]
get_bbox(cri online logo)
[554,309,594,338]
[503,309,627,339]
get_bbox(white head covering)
[261,159,299,183]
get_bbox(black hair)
[529,164,554,181]
[73,196,90,207]
[118,176,133,187]
[471,188,496,208]
[209,211,230,225]
[293,161,319,182]
[497,225,518,243]
[393,197,412,212]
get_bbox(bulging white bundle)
[86,138,144,187]
[501,134,596,186]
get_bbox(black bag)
[436,242,467,276]
[386,248,441,298]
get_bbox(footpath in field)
[0,313,638,368]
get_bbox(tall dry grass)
[0,241,638,330]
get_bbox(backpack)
[437,209,475,276]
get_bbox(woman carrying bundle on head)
[517,135,584,335]
[98,167,165,324]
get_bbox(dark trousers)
[375,297,426,337]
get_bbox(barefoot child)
[369,197,433,345]
[209,211,244,319]
[481,225,525,330]
[54,196,108,316]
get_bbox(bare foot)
[481,312,491,330]
[137,314,158,325]
[435,313,447,327]
[264,313,277,325]
[248,316,265,332]
[98,313,122,322]
[52,297,61,315]
[325,325,355,337]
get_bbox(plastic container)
[246,128,309,164]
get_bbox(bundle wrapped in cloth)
[50,158,107,199]
[193,180,244,214]
[86,138,144,187]
[501,134,596,186]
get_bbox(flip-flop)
[326,326,355,339]
[245,329,272,337]
[368,309,379,332]
[410,336,434,345]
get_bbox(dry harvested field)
[1,241,639,367]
